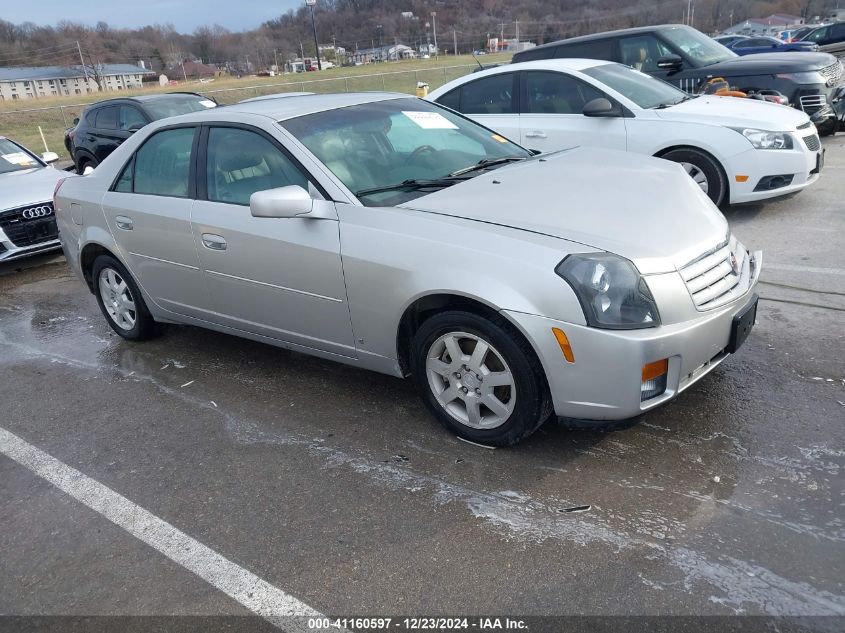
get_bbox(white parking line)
[765,263,845,277]
[0,425,322,630]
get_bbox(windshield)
[0,138,42,174]
[143,95,216,119]
[583,63,690,109]
[660,26,736,67]
[281,98,531,206]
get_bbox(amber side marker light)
[735,175,749,183]
[551,328,575,363]
[641,358,669,401]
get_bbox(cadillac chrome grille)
[819,60,843,85]
[679,235,754,311]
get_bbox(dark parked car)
[65,92,217,173]
[713,35,749,47]
[726,35,819,55]
[513,24,843,134]
[798,22,845,55]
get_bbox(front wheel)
[411,311,551,446]
[92,255,158,341]
[661,148,727,207]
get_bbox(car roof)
[518,23,688,55]
[174,92,409,122]
[83,92,206,109]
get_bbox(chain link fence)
[0,64,480,162]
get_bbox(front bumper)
[504,252,762,422]
[727,136,823,204]
[0,235,62,262]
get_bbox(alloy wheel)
[98,268,137,331]
[425,331,516,429]
[680,161,710,194]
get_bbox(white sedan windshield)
[0,139,42,174]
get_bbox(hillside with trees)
[0,0,839,73]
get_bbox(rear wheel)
[75,154,97,174]
[661,148,727,207]
[411,311,551,446]
[92,255,158,341]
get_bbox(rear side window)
[132,127,195,198]
[522,71,604,114]
[459,73,516,114]
[94,106,118,130]
[119,106,147,131]
[553,39,615,61]
[618,35,674,72]
[206,127,309,206]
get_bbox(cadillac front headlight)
[556,254,660,329]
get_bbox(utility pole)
[306,0,322,70]
[515,20,519,42]
[274,48,278,71]
[76,41,91,89]
[453,29,458,55]
[499,23,505,50]
[431,12,438,58]
[687,0,692,25]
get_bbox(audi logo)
[21,206,53,220]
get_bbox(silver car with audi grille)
[0,137,65,262]
[54,93,762,446]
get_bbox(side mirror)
[582,97,621,118]
[656,54,684,71]
[73,117,79,125]
[41,151,59,164]
[250,185,313,218]
[82,165,95,175]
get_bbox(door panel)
[191,199,355,356]
[518,71,628,152]
[192,125,355,357]
[101,126,212,319]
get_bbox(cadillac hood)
[656,94,811,131]
[0,166,66,212]
[399,148,728,275]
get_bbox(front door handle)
[524,131,547,139]
[202,233,227,251]
[115,215,133,230]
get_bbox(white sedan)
[428,59,824,206]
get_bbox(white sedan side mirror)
[41,151,59,164]
[250,186,314,218]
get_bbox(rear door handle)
[202,233,227,251]
[115,215,133,230]
[525,131,547,139]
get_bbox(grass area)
[0,53,512,161]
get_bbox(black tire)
[411,310,552,446]
[661,148,727,207]
[75,154,96,175]
[91,255,158,341]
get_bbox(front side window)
[523,71,604,114]
[281,98,530,207]
[119,106,147,131]
[618,35,674,72]
[459,73,516,114]
[583,63,689,109]
[131,127,195,197]
[206,127,309,206]
[804,26,829,42]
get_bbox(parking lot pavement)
[1,137,844,627]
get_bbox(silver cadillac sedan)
[55,93,761,446]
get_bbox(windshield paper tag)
[402,111,458,130]
[1,152,35,165]
[199,99,217,108]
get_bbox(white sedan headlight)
[733,128,794,150]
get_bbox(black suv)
[513,24,843,134]
[65,92,216,173]
[798,22,845,56]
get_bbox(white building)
[721,14,804,36]
[349,44,416,64]
[0,64,154,101]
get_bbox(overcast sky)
[5,0,303,32]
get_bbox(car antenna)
[472,52,484,69]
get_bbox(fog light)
[641,359,668,401]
